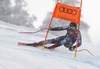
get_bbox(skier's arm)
[73,32,82,48]
[75,31,82,47]
[50,26,68,31]
[69,31,82,51]
[78,31,82,47]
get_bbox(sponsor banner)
[53,3,80,24]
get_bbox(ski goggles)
[70,27,75,30]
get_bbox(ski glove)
[69,46,75,51]
[50,27,53,31]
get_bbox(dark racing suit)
[39,26,82,48]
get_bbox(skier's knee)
[51,39,57,43]
[64,44,72,48]
[64,41,73,48]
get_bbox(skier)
[23,22,82,51]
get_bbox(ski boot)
[47,44,57,49]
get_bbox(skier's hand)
[50,27,53,31]
[69,46,75,51]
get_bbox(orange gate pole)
[74,0,82,58]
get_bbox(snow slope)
[0,21,100,69]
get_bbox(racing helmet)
[69,22,77,30]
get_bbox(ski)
[18,42,49,49]
[18,42,28,46]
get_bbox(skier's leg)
[28,36,65,47]
[47,36,66,49]
[25,39,56,47]
[63,38,73,48]
[53,37,73,48]
[39,39,54,45]
[38,36,65,45]
[63,39,75,51]
[25,39,57,47]
[47,44,57,49]
[27,43,40,46]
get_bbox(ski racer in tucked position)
[20,22,82,51]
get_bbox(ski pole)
[19,28,48,34]
[77,49,94,56]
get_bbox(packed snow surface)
[0,21,100,69]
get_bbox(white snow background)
[0,21,100,69]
